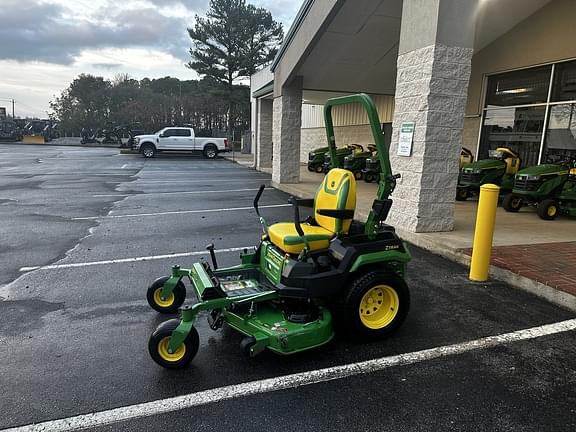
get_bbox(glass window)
[543,103,576,162]
[485,66,552,107]
[163,129,177,137]
[551,60,576,102]
[177,129,191,137]
[479,106,546,167]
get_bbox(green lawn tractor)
[456,147,521,201]
[146,94,411,368]
[362,155,380,183]
[343,144,377,180]
[322,144,365,173]
[307,146,330,173]
[502,157,576,220]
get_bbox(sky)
[0,0,300,118]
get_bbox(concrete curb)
[272,180,576,313]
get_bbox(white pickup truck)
[133,127,229,159]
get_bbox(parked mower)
[362,155,380,183]
[502,156,576,220]
[307,146,330,173]
[322,144,364,173]
[343,144,377,180]
[456,147,521,201]
[146,94,411,368]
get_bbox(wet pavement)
[0,145,574,431]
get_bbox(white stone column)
[256,98,273,170]
[272,77,303,184]
[387,0,476,233]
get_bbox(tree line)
[50,0,284,141]
[50,74,249,139]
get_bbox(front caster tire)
[146,276,186,314]
[315,165,323,173]
[354,171,363,180]
[340,272,410,339]
[455,188,468,201]
[149,319,199,369]
[537,199,559,220]
[502,194,523,212]
[364,173,374,183]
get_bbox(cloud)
[0,0,192,64]
[92,63,122,69]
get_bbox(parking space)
[0,145,575,431]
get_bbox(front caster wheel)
[149,319,199,369]
[340,272,410,339]
[146,276,186,313]
[364,173,374,183]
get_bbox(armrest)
[288,198,314,208]
[316,209,354,219]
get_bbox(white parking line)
[72,203,291,220]
[92,187,273,197]
[19,246,252,272]
[4,318,575,432]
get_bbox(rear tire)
[146,276,186,314]
[340,272,410,339]
[502,194,523,212]
[203,144,218,159]
[141,143,156,158]
[149,319,199,369]
[537,199,559,220]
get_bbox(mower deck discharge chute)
[147,94,411,369]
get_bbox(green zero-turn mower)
[502,156,576,220]
[146,94,411,368]
[362,154,381,183]
[307,146,330,173]
[343,144,377,180]
[456,147,521,201]
[322,143,365,173]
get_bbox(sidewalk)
[225,154,576,311]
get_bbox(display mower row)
[309,144,575,221]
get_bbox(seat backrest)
[314,168,356,235]
[504,156,521,175]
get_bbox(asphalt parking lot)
[0,144,575,431]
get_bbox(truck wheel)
[455,188,468,201]
[339,272,410,339]
[141,144,156,158]
[537,199,559,220]
[203,144,218,159]
[149,319,199,369]
[502,194,522,212]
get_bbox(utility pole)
[12,99,15,118]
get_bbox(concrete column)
[388,0,477,233]
[272,76,303,184]
[256,98,273,170]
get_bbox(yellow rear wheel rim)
[153,288,175,308]
[359,285,399,330]
[547,205,557,217]
[157,336,186,362]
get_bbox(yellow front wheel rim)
[153,288,175,308]
[547,205,557,217]
[157,336,186,362]
[359,285,399,330]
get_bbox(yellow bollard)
[469,184,500,282]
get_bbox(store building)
[250,0,576,233]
